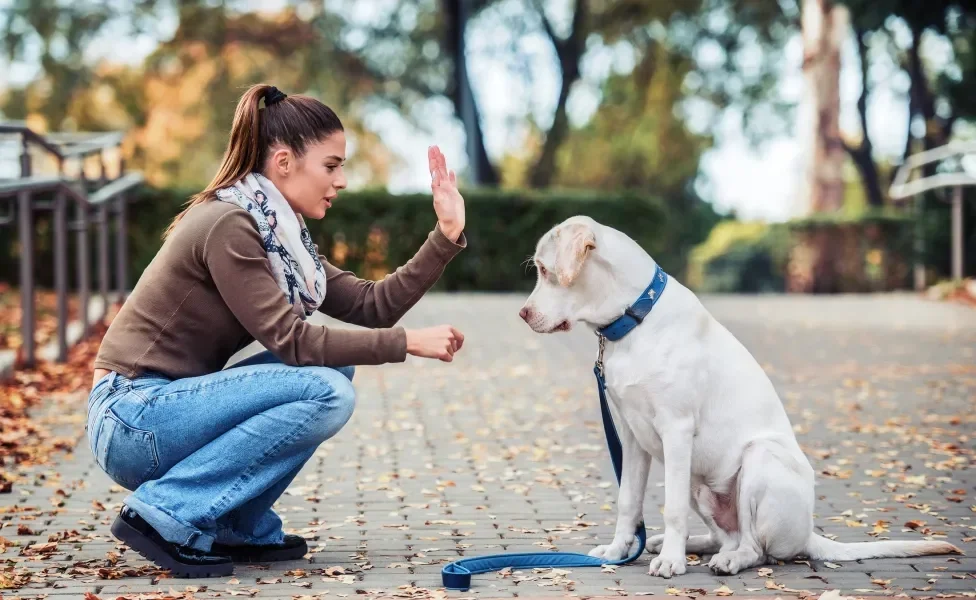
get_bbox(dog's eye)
[538,264,547,277]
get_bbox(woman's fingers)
[435,147,449,182]
[428,146,440,186]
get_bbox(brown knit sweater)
[94,201,465,380]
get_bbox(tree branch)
[529,0,564,56]
[853,27,871,154]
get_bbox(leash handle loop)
[440,363,646,590]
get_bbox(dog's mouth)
[548,320,571,333]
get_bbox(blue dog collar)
[597,264,669,342]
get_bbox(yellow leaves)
[845,519,867,528]
[714,584,735,596]
[822,465,853,479]
[825,562,841,569]
[757,567,773,577]
[21,541,58,555]
[870,520,891,536]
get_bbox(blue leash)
[441,265,669,591]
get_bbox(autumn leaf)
[715,584,735,596]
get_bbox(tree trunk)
[528,0,588,189]
[798,0,848,213]
[844,28,884,208]
[528,64,578,188]
[444,0,499,186]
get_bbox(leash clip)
[595,333,607,379]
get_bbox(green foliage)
[4,185,716,293]
[686,220,791,293]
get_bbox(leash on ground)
[440,266,669,591]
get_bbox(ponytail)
[164,83,343,239]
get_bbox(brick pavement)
[2,294,975,599]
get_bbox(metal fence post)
[54,190,69,362]
[951,186,964,281]
[18,189,35,367]
[76,200,90,336]
[98,204,110,313]
[115,195,128,299]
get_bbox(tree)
[837,1,974,206]
[798,0,848,213]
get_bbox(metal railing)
[890,142,976,289]
[0,121,143,369]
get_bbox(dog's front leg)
[649,419,694,578]
[588,413,651,562]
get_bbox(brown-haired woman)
[86,84,467,577]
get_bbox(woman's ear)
[269,147,293,177]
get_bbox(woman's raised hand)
[428,145,465,243]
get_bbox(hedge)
[688,212,924,294]
[2,185,720,293]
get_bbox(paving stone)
[2,294,975,598]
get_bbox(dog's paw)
[707,552,746,575]
[588,535,636,561]
[648,553,686,578]
[647,534,665,554]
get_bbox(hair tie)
[264,86,287,107]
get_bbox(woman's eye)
[326,166,337,173]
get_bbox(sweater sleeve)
[317,223,466,327]
[202,209,407,366]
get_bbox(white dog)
[518,216,960,578]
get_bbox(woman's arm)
[204,209,407,366]
[319,146,467,328]
[317,223,465,328]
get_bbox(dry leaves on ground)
[0,305,116,493]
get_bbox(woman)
[87,84,467,578]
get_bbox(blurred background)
[1,0,975,360]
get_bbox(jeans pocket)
[94,412,160,490]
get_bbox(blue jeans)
[86,351,355,552]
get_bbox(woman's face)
[266,131,347,219]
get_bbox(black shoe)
[211,534,309,563]
[110,507,234,578]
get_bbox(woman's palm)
[429,146,465,240]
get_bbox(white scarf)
[214,172,326,317]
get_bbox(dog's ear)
[554,222,596,287]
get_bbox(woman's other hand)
[428,145,465,243]
[405,325,464,362]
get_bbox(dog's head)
[519,216,602,333]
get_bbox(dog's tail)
[805,533,961,561]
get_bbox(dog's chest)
[604,367,666,460]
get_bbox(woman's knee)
[302,370,356,439]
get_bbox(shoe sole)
[111,515,234,578]
[223,544,309,563]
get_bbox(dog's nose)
[519,307,531,322]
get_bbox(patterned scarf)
[214,172,326,317]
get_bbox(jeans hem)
[215,522,285,546]
[123,495,215,552]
